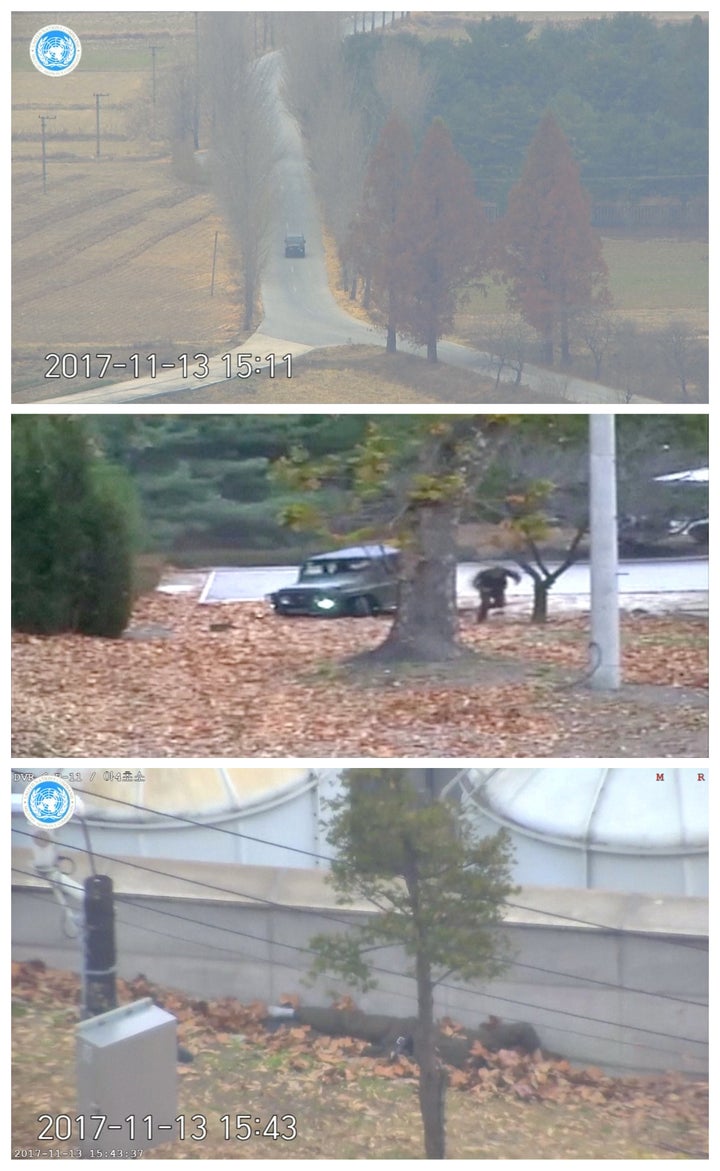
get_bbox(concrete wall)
[12,851,707,1077]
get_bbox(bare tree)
[280,13,371,295]
[604,320,657,403]
[572,305,618,380]
[658,320,702,401]
[277,13,346,128]
[352,116,415,349]
[311,83,370,293]
[482,312,537,391]
[372,39,436,136]
[601,318,708,404]
[203,14,280,332]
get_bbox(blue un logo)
[22,775,77,828]
[30,26,82,77]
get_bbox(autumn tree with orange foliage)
[500,112,610,366]
[352,116,416,353]
[394,118,488,362]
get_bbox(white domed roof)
[12,768,337,868]
[456,768,707,896]
[474,768,707,851]
[13,767,312,823]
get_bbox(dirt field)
[12,14,707,403]
[12,151,241,392]
[12,15,239,394]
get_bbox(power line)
[508,897,708,953]
[11,783,708,949]
[12,871,707,1059]
[11,779,338,866]
[12,816,706,953]
[11,827,356,929]
[12,860,707,1055]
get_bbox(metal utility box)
[76,998,178,1156]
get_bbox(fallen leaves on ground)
[11,595,708,757]
[12,962,708,1160]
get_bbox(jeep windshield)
[299,558,371,579]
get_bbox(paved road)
[193,557,708,613]
[39,54,655,407]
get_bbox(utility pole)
[27,801,107,1017]
[407,768,458,803]
[589,414,621,690]
[193,13,200,150]
[38,113,56,193]
[83,874,117,1017]
[93,92,109,158]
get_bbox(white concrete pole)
[589,414,621,689]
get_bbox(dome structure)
[11,768,340,867]
[66,768,311,821]
[447,768,707,897]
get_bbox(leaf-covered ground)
[11,595,708,757]
[12,962,708,1160]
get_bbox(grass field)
[602,234,708,327]
[13,998,707,1160]
[12,964,709,1160]
[456,235,708,333]
[12,14,708,402]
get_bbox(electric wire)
[12,871,705,1058]
[11,783,708,949]
[12,861,707,1056]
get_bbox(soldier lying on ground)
[263,1004,543,1069]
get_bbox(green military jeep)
[268,544,400,617]
[284,233,306,258]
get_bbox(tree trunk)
[361,503,463,663]
[415,953,445,1158]
[243,267,255,332]
[531,580,549,623]
[560,309,571,365]
[427,335,438,363]
[542,326,554,365]
[387,287,397,352]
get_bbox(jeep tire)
[351,595,373,617]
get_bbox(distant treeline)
[347,12,708,212]
[88,415,707,564]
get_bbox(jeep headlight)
[314,596,337,611]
